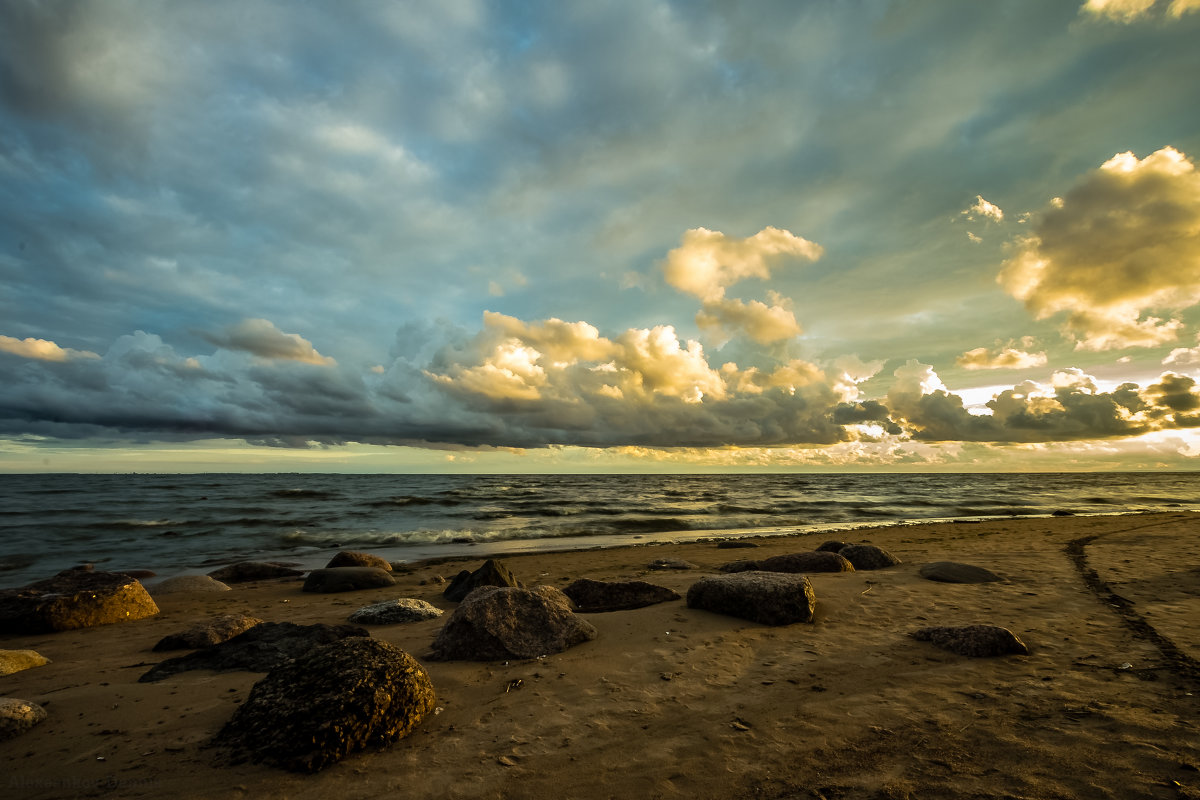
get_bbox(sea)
[1,471,1198,590]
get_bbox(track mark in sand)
[1065,524,1200,683]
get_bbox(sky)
[2,0,1200,473]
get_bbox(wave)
[268,488,340,500]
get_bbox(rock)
[0,570,159,634]
[911,625,1029,657]
[207,562,304,583]
[325,551,393,571]
[815,540,850,553]
[716,541,760,549]
[919,562,1003,584]
[721,551,854,574]
[647,558,698,571]
[0,650,50,676]
[152,613,264,651]
[349,599,444,625]
[839,544,901,570]
[302,567,396,593]
[139,621,369,682]
[213,638,436,773]
[429,586,597,661]
[0,697,47,741]
[686,571,816,626]
[117,569,157,579]
[150,575,232,595]
[562,578,681,612]
[1052,509,1076,517]
[443,559,523,603]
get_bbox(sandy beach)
[3,512,1200,800]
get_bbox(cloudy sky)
[2,0,1200,473]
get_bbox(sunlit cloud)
[1080,0,1200,21]
[962,195,1004,223]
[0,335,100,362]
[662,226,822,304]
[999,147,1200,350]
[957,345,1048,370]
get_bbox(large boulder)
[721,551,854,574]
[348,599,444,625]
[139,621,369,682]
[686,571,816,626]
[152,613,264,651]
[0,697,47,741]
[815,540,850,553]
[430,586,597,661]
[302,567,396,593]
[839,544,901,570]
[325,551,393,571]
[151,575,232,595]
[213,638,436,773]
[0,570,159,634]
[562,578,681,613]
[207,562,303,583]
[443,559,523,603]
[918,562,1003,584]
[0,650,50,676]
[911,625,1029,657]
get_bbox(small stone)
[207,562,304,583]
[302,567,396,593]
[562,579,680,613]
[0,650,50,676]
[153,614,264,651]
[647,558,697,571]
[348,599,444,625]
[0,697,47,741]
[911,625,1029,657]
[839,544,901,570]
[150,575,232,595]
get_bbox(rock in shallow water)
[0,570,159,634]
[686,571,816,626]
[430,585,596,661]
[213,638,436,773]
[911,625,1029,657]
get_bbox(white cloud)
[962,195,1004,223]
[999,147,1200,350]
[662,226,822,304]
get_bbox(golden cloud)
[999,147,1200,350]
[0,335,100,362]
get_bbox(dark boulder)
[325,550,393,571]
[0,570,159,634]
[839,544,901,570]
[562,578,681,612]
[152,613,264,651]
[213,638,436,773]
[647,558,698,570]
[443,559,523,603]
[302,567,396,593]
[716,541,760,549]
[686,572,816,626]
[429,586,597,661]
[815,540,850,553]
[139,621,369,682]
[0,697,47,741]
[718,559,760,573]
[918,561,1003,584]
[911,625,1029,657]
[207,562,304,584]
[722,551,853,574]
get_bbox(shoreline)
[3,512,1200,798]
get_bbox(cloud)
[695,296,802,345]
[999,147,1200,350]
[1080,0,1200,21]
[662,226,823,304]
[962,195,1004,223]
[957,346,1048,370]
[200,319,337,366]
[0,335,99,362]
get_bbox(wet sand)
[3,512,1200,799]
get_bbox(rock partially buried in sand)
[0,697,47,741]
[0,570,159,634]
[150,575,232,595]
[207,562,304,583]
[302,567,396,593]
[720,551,854,574]
[430,585,597,661]
[562,578,681,612]
[686,572,816,626]
[911,625,1029,657]
[152,613,264,651]
[139,622,369,682]
[919,562,1003,584]
[0,649,50,676]
[443,559,523,603]
[648,558,698,571]
[349,599,444,625]
[325,550,393,571]
[214,638,436,773]
[839,544,901,570]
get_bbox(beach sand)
[3,512,1199,799]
